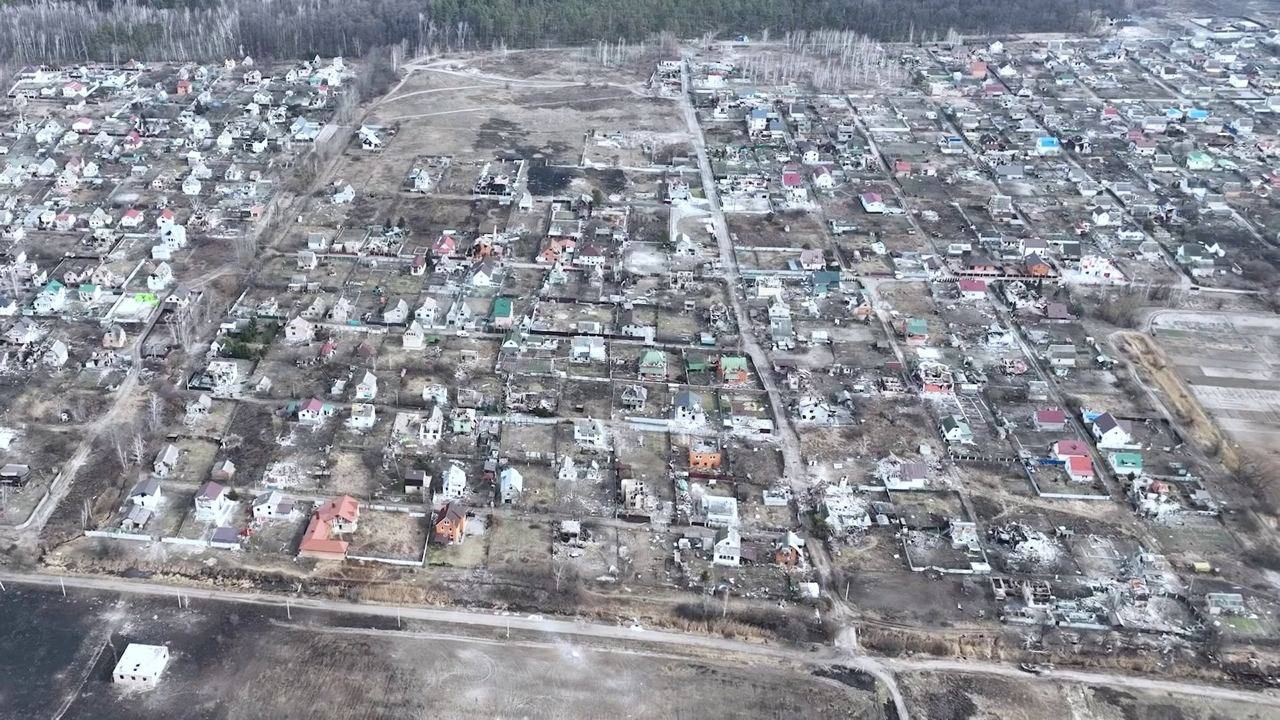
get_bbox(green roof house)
[1185,150,1214,171]
[639,349,667,379]
[1108,451,1143,476]
[491,296,514,330]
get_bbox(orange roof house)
[432,501,466,545]
[688,441,722,471]
[297,495,359,561]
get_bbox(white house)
[194,481,233,525]
[128,477,164,511]
[573,419,607,449]
[382,298,409,325]
[672,390,706,428]
[42,339,68,368]
[120,208,145,228]
[499,467,523,503]
[332,183,355,204]
[347,402,377,430]
[251,490,299,521]
[423,405,444,444]
[1091,412,1134,449]
[285,317,315,344]
[403,320,426,350]
[146,262,173,291]
[416,298,439,326]
[354,371,378,400]
[153,443,180,478]
[713,527,742,566]
[297,397,331,426]
[570,335,607,363]
[701,494,739,528]
[441,462,467,499]
[113,644,169,689]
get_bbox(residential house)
[381,298,409,325]
[939,415,974,445]
[1052,439,1091,462]
[251,491,299,521]
[700,494,739,528]
[416,297,439,327]
[713,527,742,566]
[112,644,169,688]
[128,478,164,511]
[499,467,523,503]
[618,310,655,342]
[285,317,315,344]
[298,495,359,560]
[901,318,929,345]
[403,320,426,350]
[1067,455,1094,481]
[689,440,722,471]
[1033,408,1067,432]
[957,279,987,301]
[33,281,68,314]
[638,350,667,380]
[153,444,180,478]
[570,335,607,363]
[440,462,467,500]
[491,297,515,330]
[718,355,749,385]
[42,340,68,368]
[193,481,234,525]
[347,403,376,430]
[432,501,467,544]
[1091,412,1134,449]
[573,419,607,450]
[355,371,378,400]
[1109,452,1143,477]
[620,384,648,411]
[672,390,706,427]
[297,397,332,426]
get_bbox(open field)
[0,585,886,720]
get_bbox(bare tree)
[112,429,130,469]
[131,432,147,468]
[147,394,165,433]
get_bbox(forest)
[0,0,1141,66]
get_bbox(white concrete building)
[113,643,170,688]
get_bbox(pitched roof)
[1093,412,1120,433]
[1054,439,1090,456]
[1067,455,1094,476]
[435,501,466,526]
[1034,408,1066,424]
[316,495,359,523]
[197,480,224,500]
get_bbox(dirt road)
[6,569,1280,716]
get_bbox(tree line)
[0,0,1138,66]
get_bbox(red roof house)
[1052,439,1090,460]
[297,495,360,561]
[1033,408,1067,432]
[1067,455,1094,480]
[957,278,987,300]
